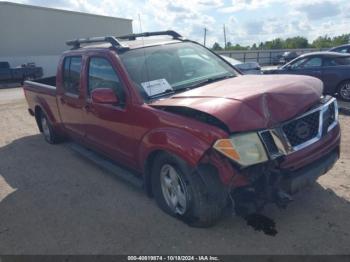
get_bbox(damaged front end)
[199,96,340,217]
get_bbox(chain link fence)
[216,48,328,65]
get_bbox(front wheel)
[338,80,350,101]
[151,152,227,227]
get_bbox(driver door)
[82,55,137,167]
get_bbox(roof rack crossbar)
[66,36,128,49]
[118,30,182,40]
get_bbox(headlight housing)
[213,132,268,167]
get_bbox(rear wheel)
[151,152,227,227]
[39,112,60,144]
[338,80,350,101]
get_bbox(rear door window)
[324,57,350,66]
[62,56,82,95]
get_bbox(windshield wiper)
[184,74,235,90]
[148,89,175,99]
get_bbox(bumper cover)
[281,147,339,194]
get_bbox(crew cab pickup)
[23,31,340,227]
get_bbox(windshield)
[119,42,237,101]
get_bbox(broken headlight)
[213,132,268,167]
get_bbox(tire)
[338,80,350,101]
[39,112,60,144]
[151,152,227,227]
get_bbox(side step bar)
[67,142,144,188]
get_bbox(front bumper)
[281,147,339,194]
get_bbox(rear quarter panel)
[23,82,61,126]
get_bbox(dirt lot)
[0,88,350,254]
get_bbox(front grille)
[322,102,336,133]
[258,97,338,159]
[282,111,320,147]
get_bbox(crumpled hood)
[150,75,323,132]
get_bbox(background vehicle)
[220,55,261,74]
[264,52,350,101]
[272,54,283,65]
[329,44,350,54]
[23,31,340,227]
[0,61,43,84]
[279,51,298,64]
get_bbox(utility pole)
[223,24,227,50]
[203,27,207,47]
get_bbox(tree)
[212,42,223,50]
[312,35,333,48]
[284,36,309,49]
[212,32,350,51]
[332,34,350,46]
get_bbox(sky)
[3,0,350,47]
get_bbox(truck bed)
[23,76,61,126]
[24,76,56,95]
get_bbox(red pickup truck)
[24,31,340,227]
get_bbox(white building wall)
[0,2,133,76]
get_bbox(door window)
[88,57,125,104]
[62,56,82,95]
[324,57,350,66]
[290,58,308,69]
[303,57,322,68]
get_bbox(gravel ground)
[0,88,349,254]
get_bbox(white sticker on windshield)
[141,79,173,96]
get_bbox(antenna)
[138,14,151,96]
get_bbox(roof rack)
[66,36,129,49]
[118,30,183,41]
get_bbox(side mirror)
[91,88,119,105]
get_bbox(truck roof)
[65,30,185,52]
[76,38,182,51]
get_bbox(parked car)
[272,54,283,65]
[23,31,340,227]
[220,55,261,74]
[264,51,350,101]
[279,51,298,64]
[329,44,350,54]
[0,61,43,84]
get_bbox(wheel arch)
[34,105,44,132]
[139,128,213,197]
[337,79,350,100]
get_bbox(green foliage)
[312,34,350,48]
[212,42,223,50]
[312,35,333,48]
[211,33,350,50]
[285,37,309,49]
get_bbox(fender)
[138,127,213,169]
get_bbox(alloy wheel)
[160,164,188,215]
